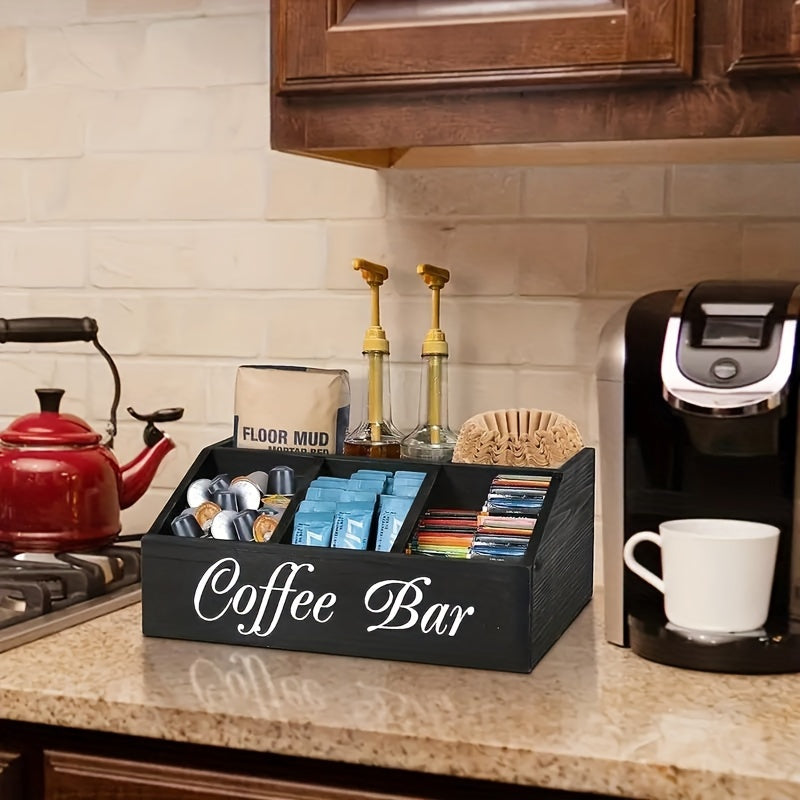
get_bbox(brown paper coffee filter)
[453,408,583,467]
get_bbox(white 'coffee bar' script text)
[193,558,475,638]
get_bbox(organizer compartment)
[274,454,439,551]
[142,440,594,673]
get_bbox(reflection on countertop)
[0,593,798,799]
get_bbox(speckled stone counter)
[0,593,798,800]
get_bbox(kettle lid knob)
[0,388,99,446]
[36,388,65,413]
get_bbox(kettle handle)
[0,316,121,447]
[0,316,98,343]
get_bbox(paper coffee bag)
[234,365,350,455]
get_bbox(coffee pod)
[208,473,231,494]
[246,471,270,494]
[268,466,295,496]
[253,512,279,543]
[186,478,212,508]
[230,477,263,511]
[171,511,204,538]
[193,501,222,532]
[262,494,290,506]
[232,508,259,542]
[210,509,238,540]
[214,490,240,512]
[260,496,290,519]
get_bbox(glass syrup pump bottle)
[343,258,404,459]
[401,263,458,463]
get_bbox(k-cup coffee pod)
[246,470,270,494]
[171,511,204,538]
[260,496,290,520]
[210,509,238,540]
[230,476,263,511]
[253,512,279,542]
[193,501,221,532]
[186,478,212,508]
[232,508,259,542]
[267,465,295,496]
[214,490,240,512]
[208,473,231,494]
[262,494,290,508]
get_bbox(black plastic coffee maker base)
[629,613,800,674]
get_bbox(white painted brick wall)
[0,28,25,90]
[143,295,266,357]
[89,223,324,289]
[86,86,267,152]
[0,2,85,25]
[0,0,797,581]
[266,153,385,220]
[522,165,666,217]
[0,161,27,220]
[0,228,86,286]
[387,169,522,217]
[0,89,90,157]
[29,153,267,220]
[671,164,800,216]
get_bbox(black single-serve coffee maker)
[598,280,800,673]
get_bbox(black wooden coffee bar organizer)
[141,440,594,673]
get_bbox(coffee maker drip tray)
[629,613,800,674]
[664,622,766,643]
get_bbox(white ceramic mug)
[623,518,779,633]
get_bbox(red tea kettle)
[0,317,184,553]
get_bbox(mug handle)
[623,531,665,594]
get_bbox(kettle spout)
[119,435,175,510]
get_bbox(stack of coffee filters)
[453,409,583,468]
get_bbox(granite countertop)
[0,592,798,800]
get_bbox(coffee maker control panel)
[677,302,781,389]
[662,282,800,416]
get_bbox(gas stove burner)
[0,582,49,626]
[11,546,141,595]
[0,542,142,649]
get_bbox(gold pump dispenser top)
[354,258,390,355]
[419,263,449,358]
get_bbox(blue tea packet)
[311,476,350,486]
[292,510,334,547]
[346,478,386,494]
[390,480,423,499]
[341,490,379,503]
[393,471,426,483]
[375,495,415,552]
[298,500,337,514]
[305,486,345,502]
[331,501,375,550]
[351,469,393,479]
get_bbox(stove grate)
[0,544,142,634]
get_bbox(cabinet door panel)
[43,750,449,800]
[727,0,800,74]
[275,0,695,93]
[0,750,24,800]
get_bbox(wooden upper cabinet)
[275,0,696,94]
[727,0,800,75]
[271,1,800,167]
